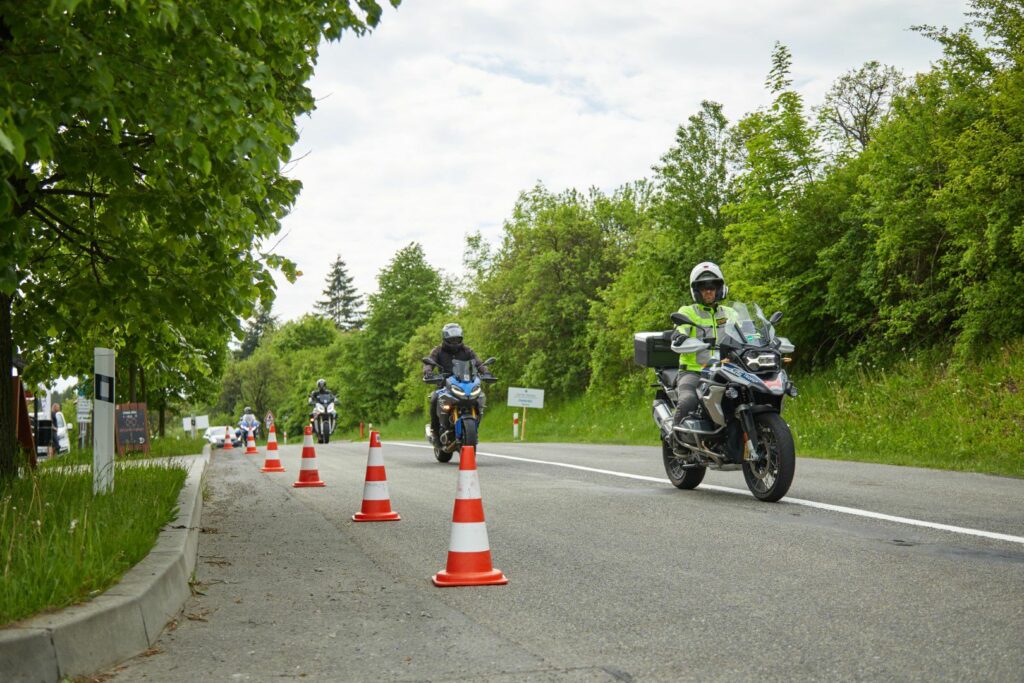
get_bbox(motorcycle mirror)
[769,311,783,325]
[670,312,695,327]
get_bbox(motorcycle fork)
[738,405,763,462]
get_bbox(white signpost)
[94,348,115,495]
[76,394,91,449]
[181,415,209,438]
[76,397,93,424]
[507,387,544,440]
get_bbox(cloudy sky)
[268,0,970,323]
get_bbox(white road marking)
[393,442,1024,547]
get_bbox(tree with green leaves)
[0,1,398,479]
[340,243,449,421]
[816,60,906,155]
[587,102,734,391]
[724,43,822,309]
[459,184,642,396]
[849,1,1024,355]
[315,254,364,330]
[238,302,278,361]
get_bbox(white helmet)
[689,261,728,303]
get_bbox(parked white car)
[53,411,71,454]
[203,426,242,449]
[31,410,70,459]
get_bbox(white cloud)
[269,0,970,323]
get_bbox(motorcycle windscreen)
[718,302,776,347]
[451,359,476,382]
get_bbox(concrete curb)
[0,447,210,682]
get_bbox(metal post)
[521,407,526,442]
[94,348,115,494]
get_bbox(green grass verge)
[0,462,188,625]
[372,341,1024,478]
[41,435,207,468]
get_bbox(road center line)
[392,442,1024,546]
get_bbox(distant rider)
[308,378,336,409]
[237,406,260,441]
[308,378,337,419]
[422,323,491,446]
[671,262,735,429]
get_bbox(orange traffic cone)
[432,445,507,587]
[293,425,325,488]
[245,431,259,455]
[260,424,285,473]
[352,431,400,522]
[222,426,233,451]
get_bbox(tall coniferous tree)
[316,255,364,330]
[237,302,278,361]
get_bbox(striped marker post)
[292,426,326,488]
[352,431,401,522]
[260,424,285,473]
[432,445,507,587]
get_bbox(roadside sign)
[265,411,274,430]
[507,388,544,441]
[507,387,544,409]
[115,402,150,455]
[76,397,93,424]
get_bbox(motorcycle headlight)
[450,385,467,398]
[470,386,481,398]
[743,351,779,371]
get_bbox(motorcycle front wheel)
[742,412,795,502]
[461,418,478,447]
[434,436,453,463]
[662,439,706,489]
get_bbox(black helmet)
[317,378,326,392]
[441,322,463,352]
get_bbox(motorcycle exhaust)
[652,399,674,440]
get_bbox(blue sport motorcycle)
[422,356,497,463]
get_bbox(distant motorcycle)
[310,393,337,444]
[422,357,496,463]
[236,415,260,445]
[636,302,798,502]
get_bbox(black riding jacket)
[423,343,486,376]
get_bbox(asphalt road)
[105,438,1024,682]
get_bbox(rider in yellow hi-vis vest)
[672,261,734,427]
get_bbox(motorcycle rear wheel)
[742,412,795,502]
[662,440,706,489]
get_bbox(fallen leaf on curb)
[186,608,211,622]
